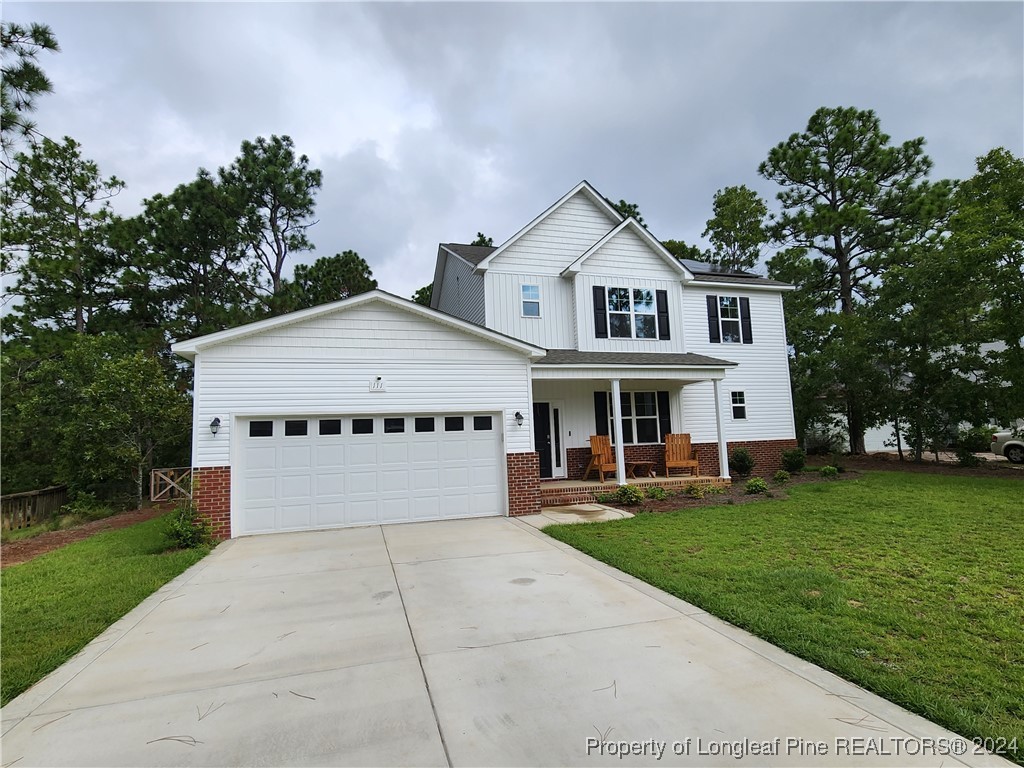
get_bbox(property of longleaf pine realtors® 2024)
[584,736,985,760]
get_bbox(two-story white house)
[174,181,796,539]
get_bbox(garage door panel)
[280,504,312,529]
[281,445,311,468]
[238,413,503,535]
[315,502,345,527]
[245,446,277,470]
[280,475,311,499]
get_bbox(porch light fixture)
[514,411,524,427]
[210,417,221,435]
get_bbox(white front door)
[236,413,504,536]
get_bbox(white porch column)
[713,379,730,479]
[610,378,627,486]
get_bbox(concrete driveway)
[1,517,1010,767]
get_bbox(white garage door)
[237,413,504,535]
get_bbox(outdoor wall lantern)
[210,417,221,435]
[514,411,524,427]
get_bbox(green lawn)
[547,472,1023,763]
[1,514,209,705]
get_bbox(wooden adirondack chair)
[583,435,618,482]
[665,433,700,477]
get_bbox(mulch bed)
[1,507,170,569]
[816,452,1024,478]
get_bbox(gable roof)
[473,181,624,271]
[428,243,494,309]
[443,243,495,265]
[171,289,546,361]
[560,218,695,279]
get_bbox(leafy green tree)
[761,106,952,452]
[661,239,709,261]
[15,335,190,507]
[1,21,58,161]
[412,283,433,306]
[2,137,125,335]
[219,135,322,298]
[277,250,377,312]
[612,199,645,227]
[946,148,1024,429]
[702,185,768,271]
[470,232,493,247]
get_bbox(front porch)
[540,474,730,507]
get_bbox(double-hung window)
[706,294,753,344]
[608,391,660,444]
[521,284,540,317]
[731,391,747,419]
[607,287,658,339]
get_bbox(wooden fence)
[1,485,69,531]
[150,467,193,503]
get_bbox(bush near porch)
[546,472,1024,764]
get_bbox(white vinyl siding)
[680,289,795,443]
[578,226,682,281]
[192,302,534,467]
[435,251,485,325]
[488,193,618,275]
[485,272,576,349]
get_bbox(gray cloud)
[6,1,1021,301]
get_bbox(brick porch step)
[539,476,730,508]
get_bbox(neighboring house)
[174,181,797,539]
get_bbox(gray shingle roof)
[535,349,736,367]
[443,243,496,265]
[691,273,791,287]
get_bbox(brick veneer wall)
[693,438,799,477]
[193,466,231,540]
[566,438,799,480]
[506,453,541,516]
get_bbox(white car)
[991,430,1024,463]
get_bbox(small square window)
[415,417,435,433]
[352,418,374,434]
[473,415,493,431]
[444,416,464,432]
[319,419,342,435]
[521,284,540,317]
[731,392,747,420]
[249,420,273,437]
[384,418,405,434]
[284,420,307,436]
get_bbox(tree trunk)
[846,392,866,454]
[894,417,904,461]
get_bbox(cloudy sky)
[7,1,1022,298]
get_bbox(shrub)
[594,492,617,504]
[781,448,806,473]
[646,486,668,501]
[166,499,212,549]
[955,446,983,468]
[745,477,770,494]
[706,484,726,495]
[957,426,994,453]
[730,447,755,476]
[773,469,791,485]
[820,465,839,479]
[684,483,706,499]
[614,485,645,505]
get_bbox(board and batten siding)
[190,302,534,467]
[680,288,796,443]
[485,272,576,350]
[435,251,485,325]
[489,192,618,275]
[574,273,687,353]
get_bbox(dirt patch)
[814,453,1024,479]
[1,507,171,568]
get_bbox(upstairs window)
[595,286,669,340]
[521,284,541,317]
[706,295,753,344]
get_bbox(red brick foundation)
[566,438,798,479]
[506,453,541,517]
[193,466,231,540]
[693,438,799,477]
